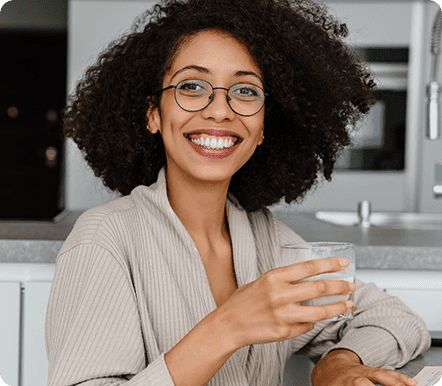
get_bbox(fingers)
[347,367,417,386]
[289,278,356,304]
[262,260,356,323]
[293,300,354,323]
[276,257,350,283]
[366,369,417,386]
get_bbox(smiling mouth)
[184,134,242,150]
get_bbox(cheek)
[250,116,265,139]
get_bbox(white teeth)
[189,136,236,150]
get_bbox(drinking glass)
[280,242,355,322]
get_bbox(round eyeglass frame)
[155,79,268,117]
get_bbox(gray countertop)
[272,210,442,271]
[0,210,441,270]
[396,347,442,379]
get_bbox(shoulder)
[58,172,172,257]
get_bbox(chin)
[186,164,237,185]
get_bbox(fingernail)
[340,258,350,267]
[407,378,417,385]
[345,300,353,308]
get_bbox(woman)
[45,0,430,385]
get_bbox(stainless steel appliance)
[336,47,408,171]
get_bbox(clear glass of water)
[280,242,356,322]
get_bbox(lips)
[183,129,242,159]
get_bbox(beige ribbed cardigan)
[45,168,431,386]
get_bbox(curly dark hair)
[63,0,376,212]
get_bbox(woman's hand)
[217,257,356,349]
[311,349,418,386]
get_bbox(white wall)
[66,1,155,210]
[320,1,413,47]
[66,1,415,212]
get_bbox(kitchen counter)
[272,210,442,271]
[0,210,441,270]
[0,210,82,241]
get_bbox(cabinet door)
[0,282,21,386]
[357,269,442,332]
[385,289,442,332]
[21,282,53,386]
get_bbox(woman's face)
[147,30,265,187]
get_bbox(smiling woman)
[146,30,265,189]
[46,1,431,386]
[62,0,376,212]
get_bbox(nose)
[201,87,236,122]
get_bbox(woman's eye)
[232,85,261,101]
[240,88,257,96]
[182,83,200,90]
[177,81,207,95]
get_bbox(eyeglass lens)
[174,79,265,116]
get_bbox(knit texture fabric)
[45,168,431,386]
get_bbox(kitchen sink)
[315,211,442,230]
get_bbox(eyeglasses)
[156,79,267,117]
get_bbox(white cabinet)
[357,269,442,331]
[0,264,54,386]
[21,282,53,386]
[0,282,21,386]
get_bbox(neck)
[165,167,231,244]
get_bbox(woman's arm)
[272,217,430,385]
[47,243,355,386]
[164,257,354,386]
[46,245,175,386]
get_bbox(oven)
[335,48,408,172]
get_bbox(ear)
[257,128,264,146]
[146,100,161,135]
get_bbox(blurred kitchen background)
[1,0,441,219]
[2,3,442,386]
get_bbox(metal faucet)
[427,9,442,141]
[358,200,372,228]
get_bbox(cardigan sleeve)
[45,243,175,386]
[273,217,431,369]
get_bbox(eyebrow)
[170,65,264,85]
